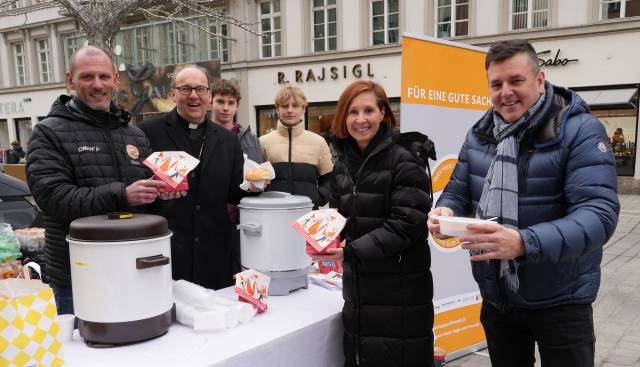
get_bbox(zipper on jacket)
[340,160,361,366]
[104,118,123,183]
[287,127,293,194]
[340,140,390,366]
[519,147,533,194]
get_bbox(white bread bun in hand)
[245,166,273,181]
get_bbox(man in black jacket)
[7,141,26,163]
[26,46,164,314]
[138,66,258,290]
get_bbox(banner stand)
[400,33,491,361]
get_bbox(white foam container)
[437,216,493,237]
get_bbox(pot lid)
[238,191,313,210]
[68,213,169,242]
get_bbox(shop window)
[256,107,280,137]
[15,119,33,147]
[510,0,548,30]
[436,0,469,38]
[312,0,338,52]
[259,0,282,58]
[0,120,9,148]
[307,103,336,143]
[256,98,401,140]
[371,0,399,45]
[594,109,637,176]
[577,87,638,177]
[601,0,640,19]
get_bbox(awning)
[576,88,638,108]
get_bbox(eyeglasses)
[174,86,210,96]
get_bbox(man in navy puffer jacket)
[428,40,619,367]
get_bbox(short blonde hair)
[274,86,307,107]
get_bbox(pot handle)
[136,254,170,270]
[237,223,262,234]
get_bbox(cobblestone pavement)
[448,194,640,367]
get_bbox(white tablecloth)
[62,284,345,367]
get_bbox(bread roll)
[245,167,272,181]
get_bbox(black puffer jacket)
[26,96,152,288]
[331,126,434,367]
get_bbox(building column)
[0,33,11,88]
[404,0,426,37]
[284,0,303,56]
[7,118,17,143]
[24,29,36,85]
[49,25,63,83]
[341,1,361,50]
[31,116,39,129]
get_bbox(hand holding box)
[292,209,346,255]
[143,151,199,192]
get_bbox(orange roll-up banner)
[401,34,491,360]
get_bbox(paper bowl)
[437,216,492,237]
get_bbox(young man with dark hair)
[210,79,262,163]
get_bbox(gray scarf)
[474,94,545,293]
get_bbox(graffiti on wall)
[117,60,221,115]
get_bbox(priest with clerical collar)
[138,65,261,291]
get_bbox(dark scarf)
[344,123,390,178]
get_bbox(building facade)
[1,0,639,184]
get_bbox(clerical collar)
[177,112,206,131]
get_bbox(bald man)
[138,66,252,290]
[27,46,164,314]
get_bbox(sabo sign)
[537,49,578,67]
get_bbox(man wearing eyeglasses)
[138,65,256,290]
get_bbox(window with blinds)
[259,0,282,58]
[436,0,469,38]
[312,0,337,52]
[371,0,399,45]
[511,0,548,30]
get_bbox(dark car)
[0,172,42,229]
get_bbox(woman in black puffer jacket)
[318,80,434,367]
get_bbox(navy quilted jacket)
[436,83,619,309]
